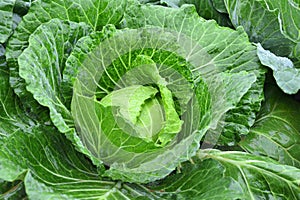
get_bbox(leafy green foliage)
[0,0,31,43]
[224,0,300,94]
[240,84,300,167]
[0,0,299,199]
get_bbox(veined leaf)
[198,149,300,199]
[148,157,244,199]
[6,0,127,107]
[240,84,300,167]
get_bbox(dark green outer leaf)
[0,0,31,43]
[0,125,161,200]
[148,158,244,200]
[198,149,300,200]
[17,19,103,166]
[240,84,300,168]
[0,44,43,142]
[5,0,127,107]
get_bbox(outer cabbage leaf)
[17,19,103,165]
[124,3,265,145]
[0,0,31,43]
[5,0,127,108]
[257,43,300,94]
[224,0,300,60]
[147,158,244,199]
[198,149,300,199]
[0,126,160,200]
[240,84,300,168]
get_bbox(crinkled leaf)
[17,18,103,165]
[0,44,43,142]
[257,43,300,94]
[6,0,127,106]
[240,84,300,168]
[18,18,92,128]
[199,149,300,199]
[0,0,31,43]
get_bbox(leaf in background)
[257,43,300,94]
[5,0,127,109]
[0,0,31,43]
[224,0,300,61]
[0,179,26,200]
[179,0,233,27]
[199,149,300,199]
[211,0,227,13]
[124,3,265,146]
[240,84,300,167]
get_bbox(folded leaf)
[148,157,244,199]
[257,43,300,94]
